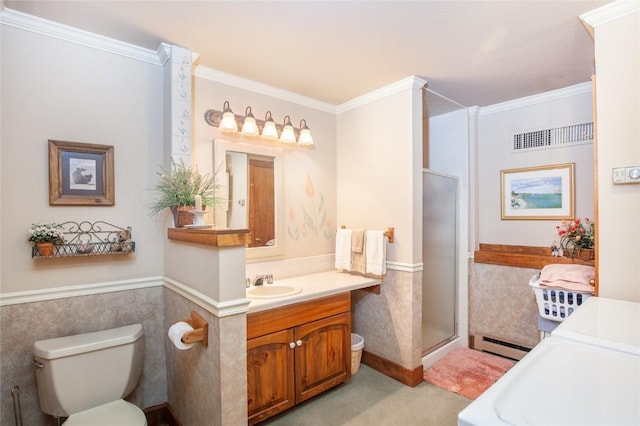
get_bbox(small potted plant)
[148,160,220,227]
[28,223,65,256]
[555,217,595,260]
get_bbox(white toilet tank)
[33,324,144,418]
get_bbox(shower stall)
[421,170,458,354]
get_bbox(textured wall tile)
[0,287,166,426]
[469,263,540,348]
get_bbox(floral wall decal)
[287,173,333,241]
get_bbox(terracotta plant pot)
[37,242,54,257]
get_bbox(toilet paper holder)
[179,311,208,347]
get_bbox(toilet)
[32,324,147,425]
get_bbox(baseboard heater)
[471,334,532,361]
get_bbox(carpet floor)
[423,348,516,399]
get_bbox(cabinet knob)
[289,342,296,349]
[296,340,302,347]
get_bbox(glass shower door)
[422,170,458,354]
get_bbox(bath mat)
[423,348,515,399]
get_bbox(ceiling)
[4,1,610,110]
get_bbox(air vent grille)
[513,122,593,151]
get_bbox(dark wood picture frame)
[48,140,115,206]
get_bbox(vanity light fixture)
[279,115,296,143]
[241,106,259,136]
[261,111,279,139]
[203,106,314,148]
[219,101,238,132]
[298,119,314,145]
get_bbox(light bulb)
[261,111,279,139]
[219,101,238,132]
[241,106,259,136]
[279,115,296,143]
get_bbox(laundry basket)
[529,274,593,322]
[351,333,364,375]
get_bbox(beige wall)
[336,79,424,265]
[0,25,165,294]
[191,74,339,262]
[591,9,640,301]
[477,87,595,248]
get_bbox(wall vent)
[513,122,593,151]
[471,334,532,361]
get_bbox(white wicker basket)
[351,333,364,375]
[529,274,593,322]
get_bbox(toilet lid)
[63,399,147,426]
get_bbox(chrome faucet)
[250,274,274,286]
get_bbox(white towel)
[365,230,386,276]
[335,228,352,271]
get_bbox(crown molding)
[0,7,162,65]
[581,0,640,36]
[479,81,592,116]
[336,76,428,114]
[194,65,337,114]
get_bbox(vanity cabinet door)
[247,328,295,425]
[294,312,351,403]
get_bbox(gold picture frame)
[500,163,574,220]
[48,140,115,206]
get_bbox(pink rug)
[423,348,515,399]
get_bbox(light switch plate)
[613,166,640,184]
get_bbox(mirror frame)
[214,139,284,260]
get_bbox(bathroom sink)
[247,285,302,299]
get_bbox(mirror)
[214,139,284,260]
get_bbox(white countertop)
[246,270,381,313]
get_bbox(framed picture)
[48,140,115,206]
[500,163,574,220]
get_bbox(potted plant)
[28,223,65,256]
[555,217,595,260]
[148,160,220,227]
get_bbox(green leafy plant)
[28,223,65,244]
[556,217,595,258]
[148,160,221,217]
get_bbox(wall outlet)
[612,166,640,184]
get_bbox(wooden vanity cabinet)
[247,293,352,424]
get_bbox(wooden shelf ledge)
[474,243,595,269]
[167,227,251,247]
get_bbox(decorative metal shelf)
[31,221,135,259]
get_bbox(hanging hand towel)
[335,228,352,271]
[365,230,386,276]
[351,229,366,274]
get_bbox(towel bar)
[340,226,394,243]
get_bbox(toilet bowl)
[63,399,147,426]
[33,324,147,425]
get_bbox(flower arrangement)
[28,223,65,244]
[555,217,595,258]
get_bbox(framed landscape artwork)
[48,140,115,206]
[500,163,574,220]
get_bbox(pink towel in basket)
[539,264,595,293]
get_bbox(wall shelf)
[167,227,251,247]
[474,243,595,269]
[31,221,135,259]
